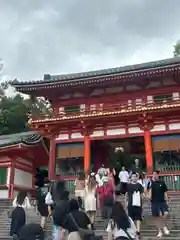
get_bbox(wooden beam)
[48,85,180,107]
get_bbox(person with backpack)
[125,173,144,238]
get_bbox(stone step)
[1,195,180,239]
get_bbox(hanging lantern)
[114,146,124,153]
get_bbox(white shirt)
[12,196,31,209]
[132,191,141,207]
[45,192,53,205]
[119,171,129,183]
[95,173,103,187]
[97,167,106,176]
[102,176,109,183]
[106,218,137,239]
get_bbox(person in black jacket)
[63,199,92,240]
[52,181,70,240]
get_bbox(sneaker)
[157,231,163,238]
[163,226,170,235]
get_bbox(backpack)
[103,183,114,206]
[147,180,152,189]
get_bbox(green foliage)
[173,40,180,57]
[0,58,50,135]
[0,94,28,134]
[0,92,48,135]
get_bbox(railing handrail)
[147,172,180,177]
[31,97,180,121]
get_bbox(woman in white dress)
[84,174,97,229]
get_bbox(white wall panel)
[14,169,32,188]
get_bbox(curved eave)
[30,103,180,126]
[0,144,22,153]
[11,62,180,92]
[0,140,43,152]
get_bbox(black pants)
[120,182,128,195]
[101,205,112,219]
[128,205,142,221]
[77,196,83,209]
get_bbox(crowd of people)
[9,165,170,240]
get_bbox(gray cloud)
[0,0,180,81]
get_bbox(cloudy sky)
[0,0,180,82]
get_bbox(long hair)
[110,201,130,230]
[87,176,96,191]
[16,191,27,205]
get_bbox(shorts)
[38,206,49,217]
[120,182,128,195]
[151,202,169,217]
[128,206,142,221]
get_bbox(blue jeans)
[151,202,169,217]
[52,225,61,240]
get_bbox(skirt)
[84,194,96,212]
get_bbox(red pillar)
[9,161,15,199]
[144,130,153,174]
[84,135,91,174]
[49,138,56,180]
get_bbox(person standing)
[63,199,92,240]
[84,175,97,229]
[101,179,115,219]
[119,166,129,195]
[126,173,144,238]
[36,185,49,230]
[97,164,106,177]
[131,159,141,176]
[10,191,28,239]
[52,181,69,240]
[147,171,170,238]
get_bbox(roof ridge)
[11,56,180,87]
[49,56,180,79]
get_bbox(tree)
[0,59,5,99]
[0,58,52,135]
[173,40,180,57]
[0,94,30,134]
[0,94,50,135]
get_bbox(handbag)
[123,229,136,240]
[69,213,95,240]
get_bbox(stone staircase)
[0,192,180,239]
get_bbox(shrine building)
[11,57,180,190]
[0,132,48,199]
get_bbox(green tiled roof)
[0,131,42,148]
[11,56,180,87]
